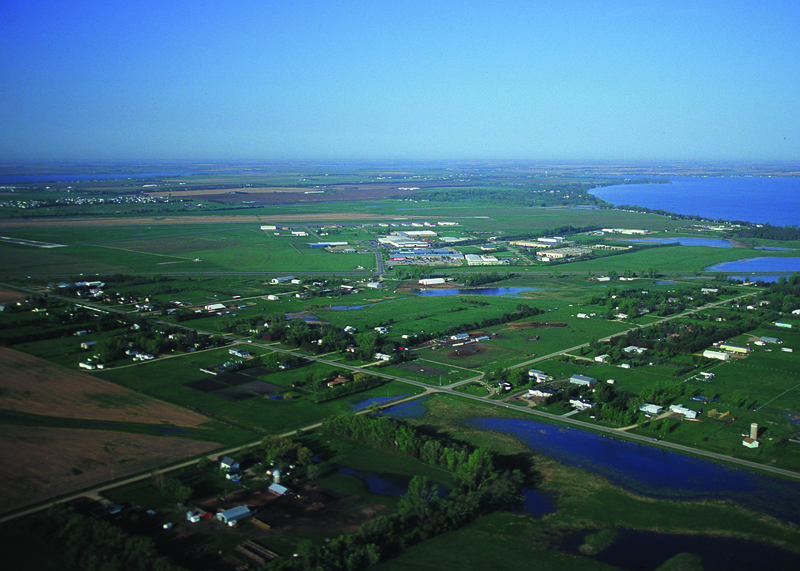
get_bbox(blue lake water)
[331,300,398,311]
[467,417,800,525]
[380,399,429,419]
[590,176,800,226]
[729,275,789,283]
[415,287,541,297]
[570,528,800,571]
[339,468,411,497]
[349,394,413,412]
[705,257,800,273]
[624,237,734,247]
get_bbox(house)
[623,345,647,354]
[569,374,597,387]
[639,403,663,415]
[229,348,251,358]
[594,354,610,363]
[699,372,715,380]
[742,437,760,448]
[217,505,252,525]
[265,295,279,301]
[344,325,356,333]
[668,404,698,419]
[220,456,238,472]
[374,326,388,335]
[271,276,295,284]
[569,397,594,410]
[79,362,96,370]
[328,376,349,388]
[528,369,549,383]
[374,353,392,361]
[527,387,558,398]
[577,313,590,319]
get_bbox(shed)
[217,505,252,524]
[269,483,291,496]
[760,336,780,344]
[775,321,792,329]
[703,350,730,361]
[569,374,597,387]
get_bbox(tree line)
[265,414,527,570]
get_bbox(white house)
[639,403,663,415]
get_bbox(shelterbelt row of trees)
[265,414,527,571]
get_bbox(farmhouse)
[271,276,295,284]
[624,345,648,354]
[594,354,609,363]
[569,374,597,387]
[639,403,663,415]
[569,397,595,410]
[528,369,549,383]
[527,387,558,398]
[742,437,760,449]
[668,404,698,419]
[229,348,251,358]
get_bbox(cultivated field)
[0,347,209,427]
[0,425,218,512]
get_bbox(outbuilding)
[217,505,252,525]
[569,374,597,387]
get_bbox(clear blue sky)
[1,0,798,163]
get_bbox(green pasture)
[564,244,800,274]
[94,349,423,436]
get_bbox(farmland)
[1,164,799,570]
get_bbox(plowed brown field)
[0,347,207,426]
[0,425,218,511]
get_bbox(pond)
[330,300,399,311]
[705,257,800,273]
[566,528,800,571]
[415,287,542,297]
[466,417,800,525]
[349,394,413,412]
[624,237,735,247]
[338,467,449,499]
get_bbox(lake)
[465,417,800,525]
[705,257,800,273]
[590,176,800,226]
[568,528,800,571]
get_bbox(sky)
[1,0,799,163]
